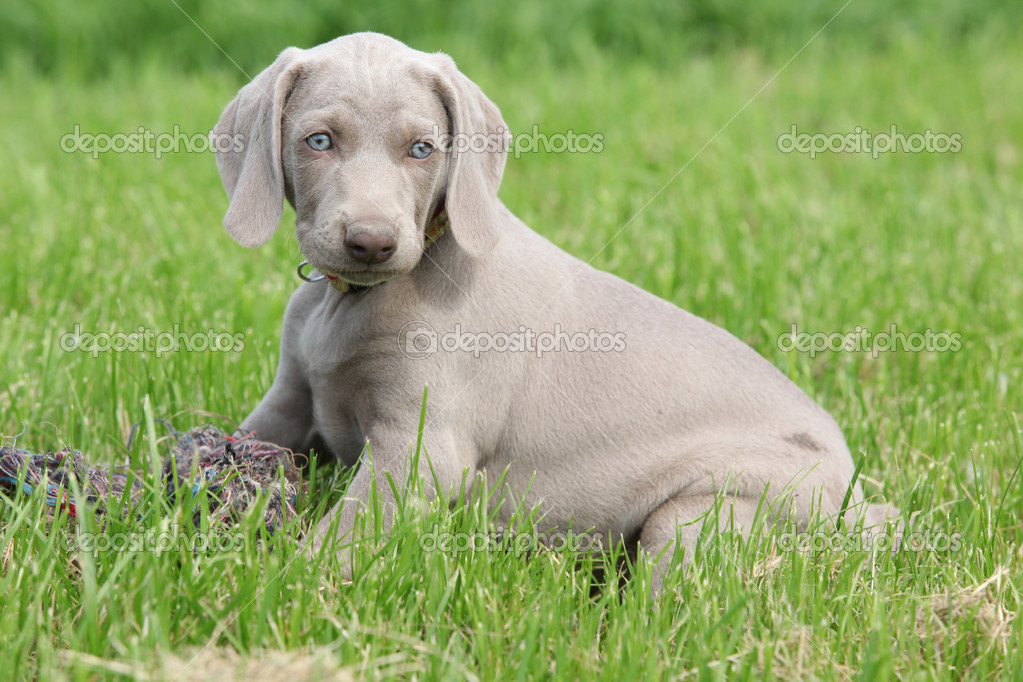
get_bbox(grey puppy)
[213,32,890,592]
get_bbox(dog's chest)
[299,294,367,366]
[297,296,396,463]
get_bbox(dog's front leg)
[236,289,320,452]
[305,425,475,580]
[238,378,314,454]
[237,349,316,453]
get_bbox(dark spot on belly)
[784,432,825,453]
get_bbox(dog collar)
[296,207,449,294]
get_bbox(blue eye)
[306,133,333,151]
[410,141,433,159]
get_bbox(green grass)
[2,16,1022,682]
[7,0,1017,76]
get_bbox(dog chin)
[335,271,395,286]
[303,253,398,286]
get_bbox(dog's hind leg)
[639,493,769,596]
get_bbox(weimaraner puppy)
[213,32,890,592]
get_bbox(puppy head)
[213,32,509,287]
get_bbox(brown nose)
[344,230,397,265]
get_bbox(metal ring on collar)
[297,260,327,282]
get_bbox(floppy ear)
[212,47,304,247]
[430,54,509,257]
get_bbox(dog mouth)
[328,271,394,286]
[311,262,396,287]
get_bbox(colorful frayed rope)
[0,426,304,535]
[163,426,304,532]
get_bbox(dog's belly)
[479,422,852,551]
[480,455,670,546]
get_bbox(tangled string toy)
[0,425,305,536]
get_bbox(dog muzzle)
[296,209,450,294]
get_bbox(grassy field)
[1,4,1021,680]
